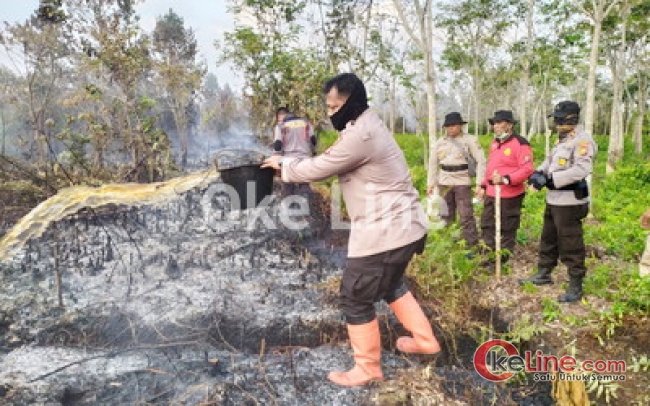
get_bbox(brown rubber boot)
[389,291,441,354]
[328,319,384,387]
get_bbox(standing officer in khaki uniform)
[523,101,597,303]
[262,73,440,387]
[273,107,316,200]
[427,112,485,248]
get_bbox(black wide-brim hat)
[443,112,467,127]
[488,110,518,125]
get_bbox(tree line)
[0,0,240,189]
[222,0,649,172]
[0,0,648,194]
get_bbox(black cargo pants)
[480,194,525,261]
[538,204,589,278]
[340,235,427,325]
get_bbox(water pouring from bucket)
[0,169,221,263]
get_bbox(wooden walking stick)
[495,182,502,280]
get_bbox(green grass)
[318,130,650,259]
[316,128,650,329]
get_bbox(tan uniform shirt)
[273,117,315,158]
[427,134,486,188]
[281,109,428,258]
[538,129,597,206]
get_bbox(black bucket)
[219,164,275,210]
[215,149,275,210]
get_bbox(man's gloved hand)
[528,171,548,190]
[546,174,556,190]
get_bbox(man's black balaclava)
[550,101,580,137]
[554,115,579,126]
[329,76,369,131]
[555,115,579,140]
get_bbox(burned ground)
[0,180,496,405]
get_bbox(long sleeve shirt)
[481,133,534,199]
[273,116,315,158]
[427,134,486,187]
[280,109,428,257]
[537,129,597,206]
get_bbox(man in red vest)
[477,110,534,268]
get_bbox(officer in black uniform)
[522,101,597,303]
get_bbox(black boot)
[519,268,553,286]
[558,277,583,303]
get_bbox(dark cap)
[443,112,467,127]
[488,110,518,125]
[549,101,580,118]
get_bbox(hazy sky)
[2,0,241,88]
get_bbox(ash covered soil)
[0,180,490,405]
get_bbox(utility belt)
[552,179,589,199]
[441,164,469,172]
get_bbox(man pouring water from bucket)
[262,73,440,387]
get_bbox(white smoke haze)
[185,125,273,170]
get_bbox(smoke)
[185,125,273,170]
